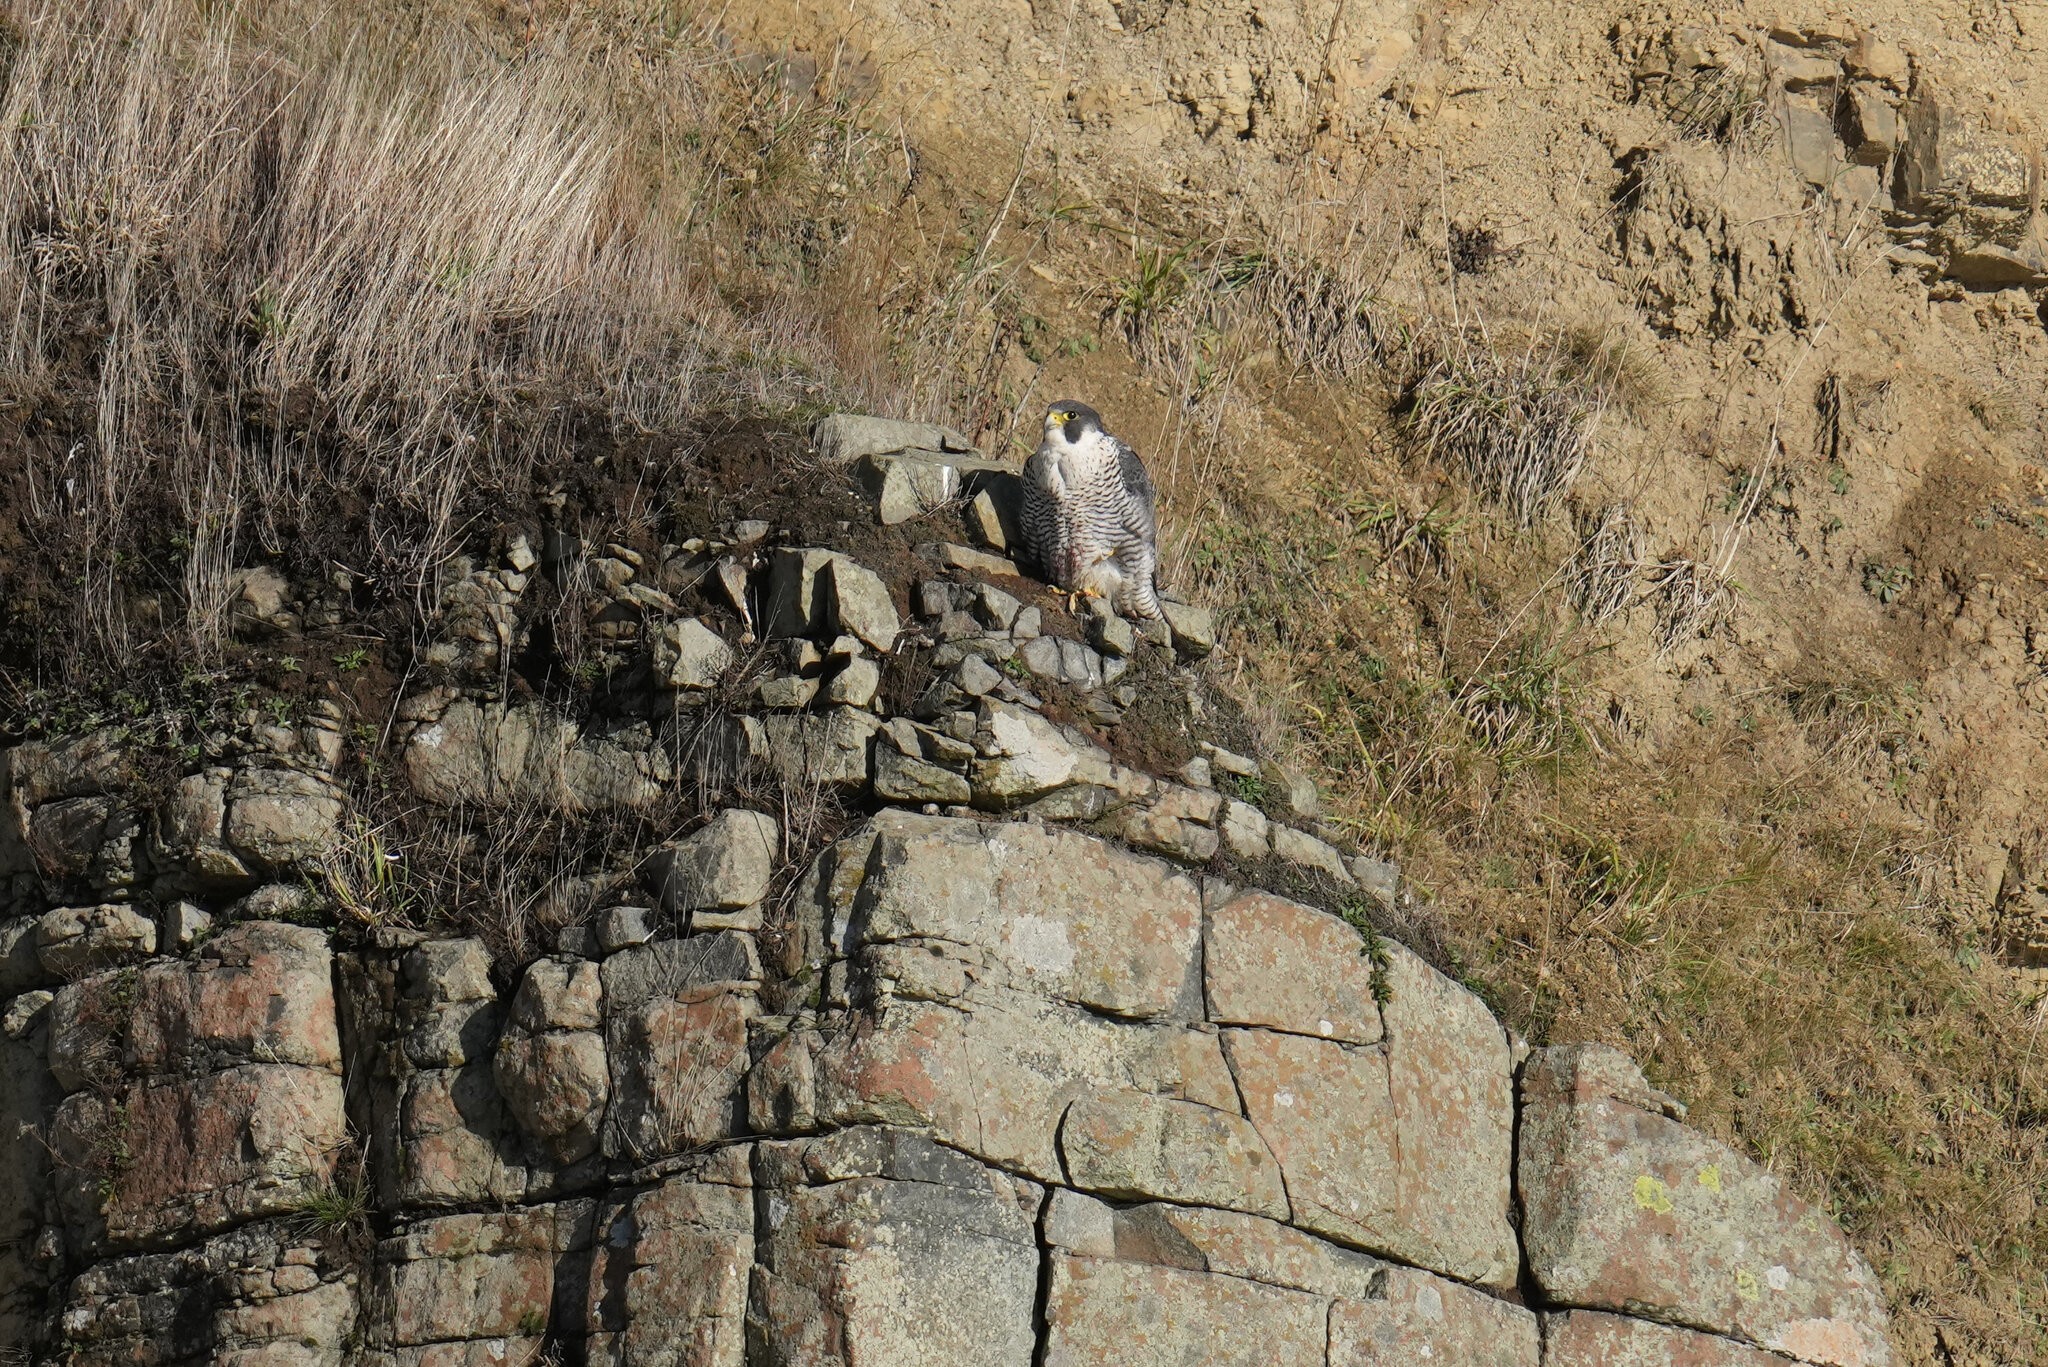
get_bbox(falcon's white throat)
[1040,420,1117,489]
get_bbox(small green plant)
[1108,239,1202,338]
[322,817,424,927]
[1826,464,1851,495]
[1861,561,1913,605]
[515,1309,549,1337]
[292,1177,370,1232]
[264,695,295,726]
[277,655,301,673]
[333,646,369,672]
[243,284,289,340]
[1336,897,1396,1006]
[1220,770,1269,807]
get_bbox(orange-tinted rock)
[1224,1027,1399,1251]
[574,1172,753,1363]
[1380,940,1518,1287]
[604,985,755,1162]
[54,1064,346,1253]
[1224,960,1518,1291]
[375,1205,591,1349]
[50,921,339,1091]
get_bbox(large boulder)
[1544,1309,1805,1366]
[367,1203,593,1358]
[1221,931,1517,1287]
[1519,1044,1893,1366]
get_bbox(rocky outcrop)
[1621,21,2047,293]
[0,413,1895,1365]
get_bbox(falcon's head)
[1043,401,1104,447]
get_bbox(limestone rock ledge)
[0,413,1894,1365]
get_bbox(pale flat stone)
[645,809,780,914]
[1044,1253,1326,1367]
[35,903,157,977]
[752,1130,1040,1367]
[1330,1266,1540,1366]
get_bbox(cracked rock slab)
[785,987,1237,1183]
[1544,1309,1810,1366]
[1058,1091,1287,1217]
[751,1129,1041,1367]
[54,1063,347,1254]
[1224,944,1518,1292]
[1043,1252,1326,1367]
[845,810,1202,1020]
[1519,1044,1893,1366]
[49,920,340,1091]
[1205,891,1383,1046]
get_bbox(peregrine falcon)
[1019,401,1163,619]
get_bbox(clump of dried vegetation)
[0,0,980,687]
[0,1,2044,1360]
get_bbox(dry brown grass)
[0,0,910,684]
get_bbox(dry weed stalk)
[0,0,883,674]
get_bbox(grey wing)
[1111,436,1158,543]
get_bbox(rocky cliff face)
[0,417,1893,1365]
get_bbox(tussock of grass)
[1404,334,1608,527]
[1566,504,1645,626]
[1663,61,1772,145]
[1644,555,1736,653]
